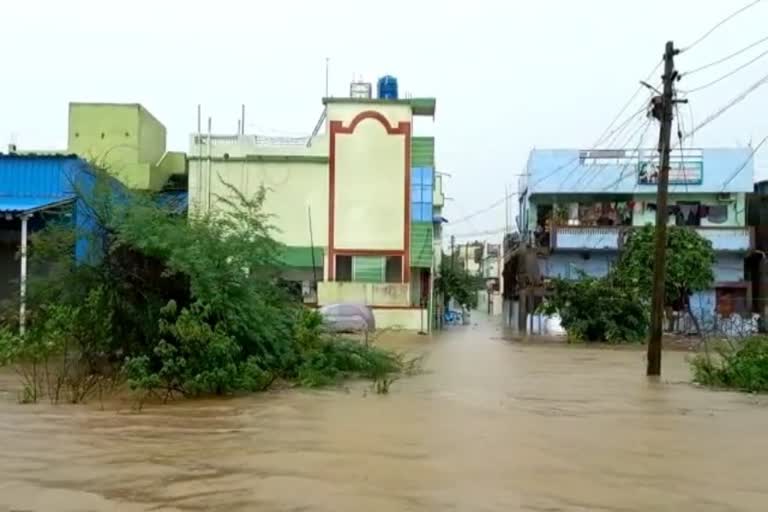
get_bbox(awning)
[0,196,75,215]
[277,246,324,268]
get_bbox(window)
[336,255,352,282]
[705,205,728,224]
[385,256,403,283]
[352,256,385,282]
[675,202,701,226]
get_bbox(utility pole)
[451,235,456,271]
[647,41,679,377]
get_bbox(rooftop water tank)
[377,75,399,100]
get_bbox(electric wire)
[721,135,768,191]
[450,64,662,228]
[681,0,765,53]
[684,70,768,140]
[683,34,768,75]
[681,46,768,93]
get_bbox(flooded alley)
[1,318,768,512]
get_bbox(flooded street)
[1,317,768,511]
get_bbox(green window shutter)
[411,137,435,168]
[410,222,433,268]
[353,256,385,282]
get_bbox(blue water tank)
[377,75,399,99]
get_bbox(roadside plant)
[1,167,414,405]
[690,336,768,392]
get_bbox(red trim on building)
[333,249,405,256]
[328,120,340,280]
[328,110,411,282]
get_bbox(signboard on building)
[637,161,703,185]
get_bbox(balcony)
[548,226,752,252]
[694,227,752,252]
[550,226,623,251]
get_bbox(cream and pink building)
[189,93,444,330]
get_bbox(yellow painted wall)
[68,103,171,190]
[372,308,427,330]
[333,117,407,251]
[190,160,329,247]
[138,107,167,169]
[317,281,410,306]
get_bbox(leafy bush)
[540,272,648,343]
[1,171,412,403]
[0,289,116,403]
[690,336,768,392]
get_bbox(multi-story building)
[505,147,754,332]
[188,83,444,330]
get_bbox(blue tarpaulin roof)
[156,191,188,214]
[0,195,75,214]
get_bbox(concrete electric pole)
[647,41,679,377]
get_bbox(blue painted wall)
[524,148,753,195]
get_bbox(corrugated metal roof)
[0,196,75,214]
[0,154,86,198]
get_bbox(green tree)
[435,256,482,310]
[615,225,715,326]
[540,225,714,343]
[540,272,648,343]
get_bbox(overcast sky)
[3,0,768,241]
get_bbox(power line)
[681,46,768,93]
[681,0,765,53]
[720,135,768,191]
[592,60,662,147]
[447,63,660,228]
[559,108,652,192]
[448,193,517,226]
[684,70,768,140]
[683,34,768,75]
[595,119,654,193]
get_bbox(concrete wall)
[138,106,167,171]
[540,252,616,279]
[68,103,170,190]
[190,160,329,247]
[714,253,745,282]
[332,113,407,251]
[317,281,410,307]
[373,308,427,330]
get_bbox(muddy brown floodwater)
[1,316,768,512]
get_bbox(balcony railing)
[548,225,753,252]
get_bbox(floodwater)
[1,318,768,511]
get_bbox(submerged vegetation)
[0,170,412,404]
[690,336,768,393]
